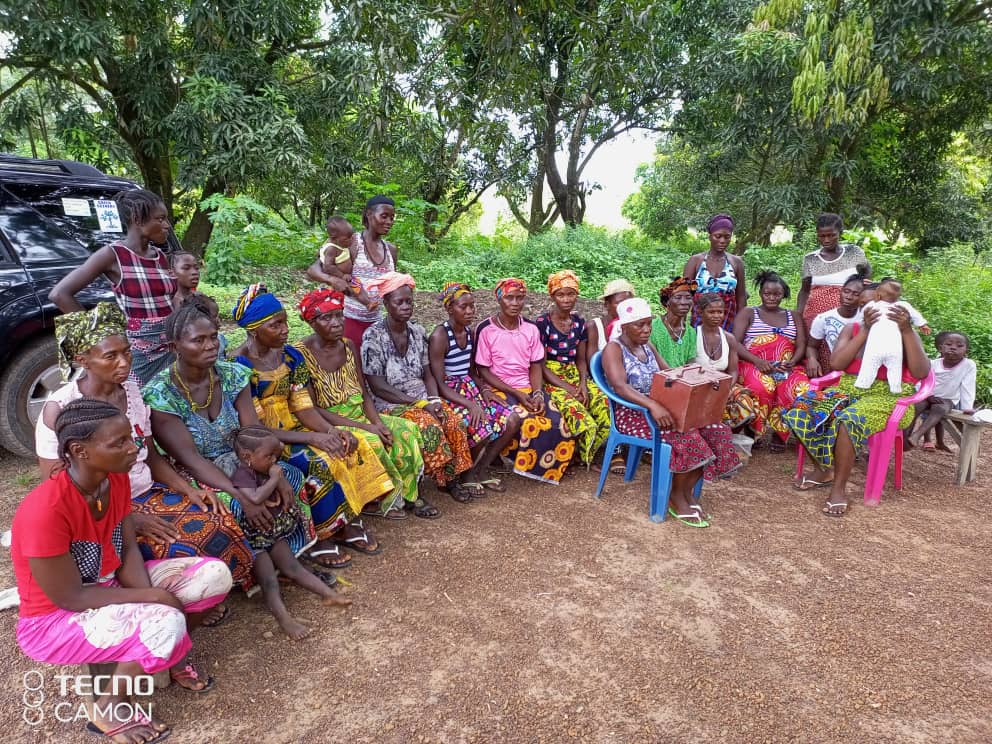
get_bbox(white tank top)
[344,233,394,323]
[695,327,730,372]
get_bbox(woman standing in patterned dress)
[682,214,747,331]
[49,189,179,384]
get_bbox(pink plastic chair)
[795,369,935,506]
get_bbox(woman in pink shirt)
[474,278,577,484]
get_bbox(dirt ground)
[1,423,991,743]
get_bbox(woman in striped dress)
[343,196,397,349]
[428,283,522,493]
[49,189,179,385]
[733,271,811,450]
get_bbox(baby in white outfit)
[855,278,929,393]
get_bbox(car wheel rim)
[25,364,63,424]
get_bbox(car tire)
[0,335,61,459]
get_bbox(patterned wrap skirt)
[326,393,424,510]
[132,483,255,593]
[782,374,915,468]
[442,374,516,448]
[490,388,577,485]
[381,401,473,487]
[738,333,810,442]
[613,404,742,480]
[543,360,611,465]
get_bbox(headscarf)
[55,302,128,382]
[707,214,735,233]
[494,277,527,299]
[440,282,472,309]
[609,297,654,341]
[365,271,415,298]
[547,270,579,296]
[298,288,345,322]
[232,283,283,330]
[659,277,698,306]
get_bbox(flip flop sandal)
[690,503,712,520]
[609,455,626,475]
[335,527,383,555]
[921,442,936,451]
[479,478,505,493]
[306,545,352,569]
[405,497,442,519]
[201,604,231,628]
[822,501,848,517]
[170,661,214,694]
[668,506,709,528]
[792,477,834,491]
[309,566,339,588]
[86,710,171,742]
[362,504,408,520]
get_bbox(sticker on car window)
[61,197,91,216]
[95,199,123,232]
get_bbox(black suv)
[0,155,180,458]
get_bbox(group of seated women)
[11,192,945,741]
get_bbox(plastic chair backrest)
[590,349,650,416]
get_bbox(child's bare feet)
[278,615,310,640]
[322,594,353,607]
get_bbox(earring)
[247,457,252,468]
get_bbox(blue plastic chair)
[590,350,701,522]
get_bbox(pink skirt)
[17,557,231,674]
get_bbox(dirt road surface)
[1,430,991,743]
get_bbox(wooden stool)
[942,411,992,485]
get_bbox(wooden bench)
[941,410,992,485]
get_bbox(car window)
[1,183,126,257]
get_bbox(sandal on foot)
[478,478,505,493]
[690,503,712,520]
[201,603,230,628]
[334,523,382,555]
[405,497,441,519]
[921,442,936,452]
[668,506,709,528]
[362,503,407,520]
[608,455,626,475]
[170,660,214,693]
[822,500,848,517]
[86,710,171,742]
[793,477,834,492]
[306,545,352,569]
[447,482,475,502]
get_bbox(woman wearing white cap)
[586,279,636,360]
[601,298,741,527]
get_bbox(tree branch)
[0,69,40,105]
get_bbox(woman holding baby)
[783,299,930,517]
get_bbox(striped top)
[344,233,394,324]
[110,242,176,326]
[744,308,797,343]
[442,321,473,377]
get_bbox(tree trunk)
[182,176,227,256]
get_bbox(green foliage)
[201,194,323,286]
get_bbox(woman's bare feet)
[322,593,353,607]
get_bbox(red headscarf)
[298,288,345,322]
[364,271,416,298]
[494,277,527,299]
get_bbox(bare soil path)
[1,432,991,743]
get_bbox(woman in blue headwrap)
[229,284,395,563]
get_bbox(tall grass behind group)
[200,200,992,404]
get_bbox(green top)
[650,315,698,368]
